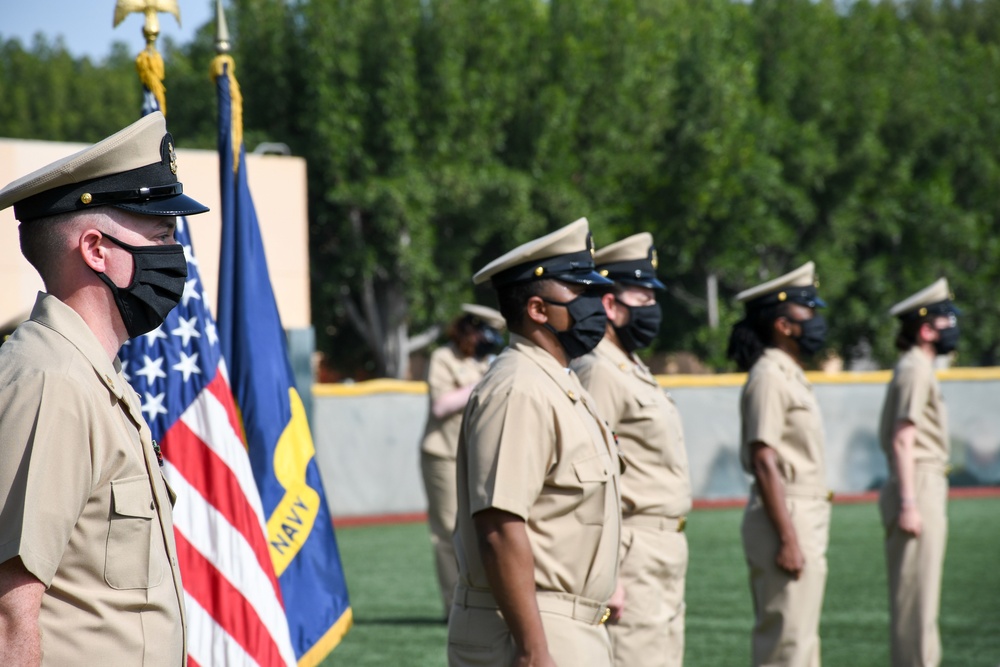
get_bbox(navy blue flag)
[213,55,352,665]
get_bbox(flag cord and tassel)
[136,48,167,116]
[210,55,244,175]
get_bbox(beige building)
[0,138,311,332]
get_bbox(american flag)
[121,216,298,665]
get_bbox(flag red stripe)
[163,419,281,598]
[175,531,286,667]
[206,368,244,437]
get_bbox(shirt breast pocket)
[106,475,162,590]
[572,453,611,526]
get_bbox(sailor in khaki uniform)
[448,218,622,667]
[726,262,832,667]
[421,304,506,617]
[0,112,207,665]
[572,233,691,667]
[878,279,956,667]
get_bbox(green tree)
[6,0,1000,372]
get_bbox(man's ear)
[773,315,793,338]
[918,321,938,343]
[601,291,618,320]
[79,229,107,273]
[525,295,548,326]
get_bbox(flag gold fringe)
[211,55,244,174]
[136,49,167,116]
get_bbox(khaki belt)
[622,514,687,532]
[453,585,611,625]
[783,483,834,502]
[752,483,833,502]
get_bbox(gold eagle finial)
[113,0,181,48]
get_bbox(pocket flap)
[111,475,154,519]
[573,453,611,483]
[635,395,657,408]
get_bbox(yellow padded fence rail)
[313,366,1000,396]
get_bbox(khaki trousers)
[609,518,688,667]
[880,467,948,667]
[421,451,459,615]
[742,491,830,667]
[448,587,614,667]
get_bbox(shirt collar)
[509,333,586,403]
[595,337,658,386]
[762,346,808,385]
[29,292,127,401]
[903,345,934,369]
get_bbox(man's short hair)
[497,279,553,331]
[19,209,111,284]
[19,212,72,281]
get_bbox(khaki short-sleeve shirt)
[573,338,691,518]
[878,347,949,466]
[421,344,490,459]
[454,334,621,603]
[0,293,185,666]
[740,347,827,489]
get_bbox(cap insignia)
[588,233,595,259]
[80,193,93,205]
[651,248,659,270]
[168,142,177,174]
[534,266,544,277]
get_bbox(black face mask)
[95,233,188,339]
[542,292,608,360]
[614,302,661,352]
[787,313,827,358]
[934,324,959,355]
[474,326,504,359]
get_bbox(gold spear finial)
[215,0,231,55]
[113,0,180,114]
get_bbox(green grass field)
[322,498,1000,666]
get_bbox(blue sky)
[2,0,215,61]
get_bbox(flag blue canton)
[120,217,223,443]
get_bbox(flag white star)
[142,325,169,345]
[172,351,201,382]
[205,321,219,346]
[135,355,167,384]
[171,316,202,347]
[121,359,130,382]
[177,217,186,234]
[141,392,168,421]
[181,278,202,308]
[183,244,200,267]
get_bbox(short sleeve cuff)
[0,543,58,588]
[470,492,530,522]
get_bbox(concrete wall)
[0,138,311,329]
[311,370,1000,518]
